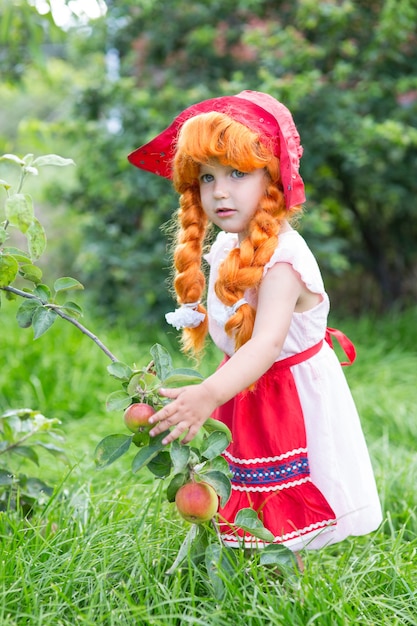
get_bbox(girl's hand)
[148,384,218,445]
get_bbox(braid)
[172,185,209,354]
[216,177,299,350]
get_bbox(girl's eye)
[200,173,214,183]
[232,170,246,179]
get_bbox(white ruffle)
[263,230,325,294]
[165,304,205,330]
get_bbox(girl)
[128,90,382,552]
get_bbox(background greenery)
[1,0,416,324]
[1,1,417,623]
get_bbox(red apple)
[175,481,218,524]
[123,402,155,433]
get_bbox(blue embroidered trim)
[228,454,310,486]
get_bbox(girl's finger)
[158,387,181,398]
[148,403,173,425]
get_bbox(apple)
[123,402,155,433]
[175,481,218,524]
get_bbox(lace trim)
[224,447,308,465]
[221,518,336,547]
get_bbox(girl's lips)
[216,208,235,216]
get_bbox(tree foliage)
[2,0,417,322]
[0,0,65,81]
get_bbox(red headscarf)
[128,90,305,209]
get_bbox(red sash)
[325,327,356,366]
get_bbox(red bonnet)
[128,90,305,209]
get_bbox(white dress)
[205,230,382,551]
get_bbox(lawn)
[1,302,416,625]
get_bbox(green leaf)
[205,543,238,601]
[60,301,83,317]
[189,524,211,565]
[0,153,25,166]
[259,543,298,570]
[34,442,68,463]
[147,450,172,478]
[131,432,168,474]
[12,445,39,466]
[32,154,75,168]
[32,307,57,339]
[107,361,133,381]
[33,284,51,303]
[170,439,191,474]
[23,153,34,165]
[131,445,160,474]
[200,470,231,507]
[54,276,84,292]
[203,417,232,443]
[205,543,224,600]
[0,229,8,245]
[162,368,204,387]
[0,254,18,287]
[200,431,230,460]
[0,469,14,485]
[27,217,46,260]
[150,343,173,381]
[94,434,132,469]
[0,178,11,190]
[21,477,53,501]
[132,430,150,448]
[2,247,31,262]
[234,508,275,543]
[16,299,41,328]
[1,411,25,438]
[19,263,43,284]
[126,372,142,397]
[4,290,16,302]
[166,471,189,502]
[5,193,34,233]
[105,390,131,412]
[165,524,198,576]
[205,455,231,475]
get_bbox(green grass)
[1,301,417,625]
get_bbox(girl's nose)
[213,183,229,199]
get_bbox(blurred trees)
[1,0,417,325]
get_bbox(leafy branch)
[2,284,119,362]
[0,152,118,362]
[95,342,298,589]
[0,152,119,513]
[0,152,297,588]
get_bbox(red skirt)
[212,340,337,548]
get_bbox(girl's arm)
[149,262,303,444]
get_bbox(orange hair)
[171,112,302,355]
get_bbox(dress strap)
[325,327,356,366]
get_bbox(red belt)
[275,327,356,370]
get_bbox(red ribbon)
[325,327,356,366]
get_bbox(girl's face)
[198,160,267,242]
